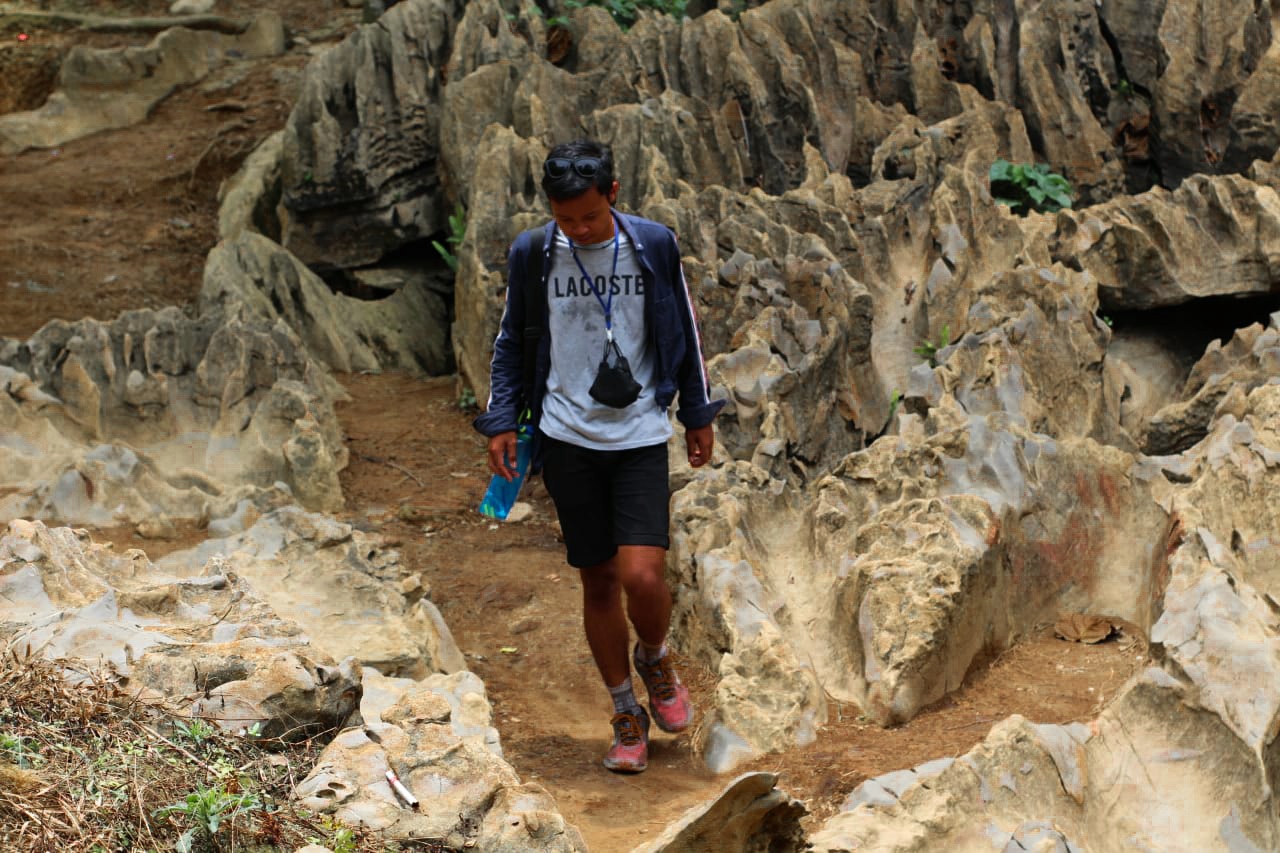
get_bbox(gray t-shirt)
[539,226,673,450]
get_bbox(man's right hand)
[487,431,519,481]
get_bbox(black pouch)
[589,338,642,408]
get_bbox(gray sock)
[607,678,641,714]
[637,641,668,664]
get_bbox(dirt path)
[0,0,325,340]
[332,372,1148,847]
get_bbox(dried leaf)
[1054,613,1117,644]
[546,26,572,65]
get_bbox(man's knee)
[616,547,668,594]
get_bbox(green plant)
[886,388,902,423]
[913,325,950,367]
[173,718,216,747]
[309,815,358,853]
[989,159,1073,214]
[153,784,262,853]
[563,0,689,30]
[508,3,570,27]
[458,387,478,410]
[432,202,466,273]
[0,731,40,768]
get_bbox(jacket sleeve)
[472,232,531,437]
[669,236,726,429]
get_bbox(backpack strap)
[520,224,550,411]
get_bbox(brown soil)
[6,7,1147,848]
[0,0,347,340]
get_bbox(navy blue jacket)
[474,211,724,467]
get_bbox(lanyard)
[564,214,621,340]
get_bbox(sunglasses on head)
[543,156,603,180]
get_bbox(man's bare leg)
[579,545,670,686]
[582,545,670,772]
[581,544,691,737]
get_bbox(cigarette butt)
[385,769,419,809]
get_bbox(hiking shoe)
[603,708,649,773]
[633,645,694,733]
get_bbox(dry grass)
[0,643,425,853]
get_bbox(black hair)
[540,138,615,201]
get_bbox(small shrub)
[432,203,467,273]
[458,387,478,411]
[0,731,41,768]
[153,784,262,853]
[989,159,1073,214]
[886,388,902,423]
[309,814,359,853]
[510,3,570,28]
[563,0,689,30]
[173,718,216,748]
[914,325,951,367]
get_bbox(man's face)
[549,182,619,245]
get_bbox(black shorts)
[539,434,670,569]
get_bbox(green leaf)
[432,240,458,272]
[1046,187,1073,208]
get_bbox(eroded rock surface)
[0,307,346,525]
[0,517,583,841]
[158,507,465,678]
[203,232,453,376]
[811,384,1280,851]
[0,518,361,741]
[296,679,584,850]
[632,771,806,853]
[0,15,286,155]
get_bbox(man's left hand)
[686,424,714,468]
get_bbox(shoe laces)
[612,712,644,746]
[638,657,678,702]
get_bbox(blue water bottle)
[479,423,532,520]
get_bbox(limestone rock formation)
[255,0,1280,783]
[0,306,347,525]
[1053,175,1280,311]
[632,772,806,853]
[203,232,453,376]
[218,130,286,242]
[810,383,1280,851]
[296,679,585,849]
[673,407,1174,765]
[1142,315,1280,454]
[158,507,465,678]
[0,519,361,741]
[0,15,286,155]
[279,0,467,271]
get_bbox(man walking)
[474,139,723,772]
